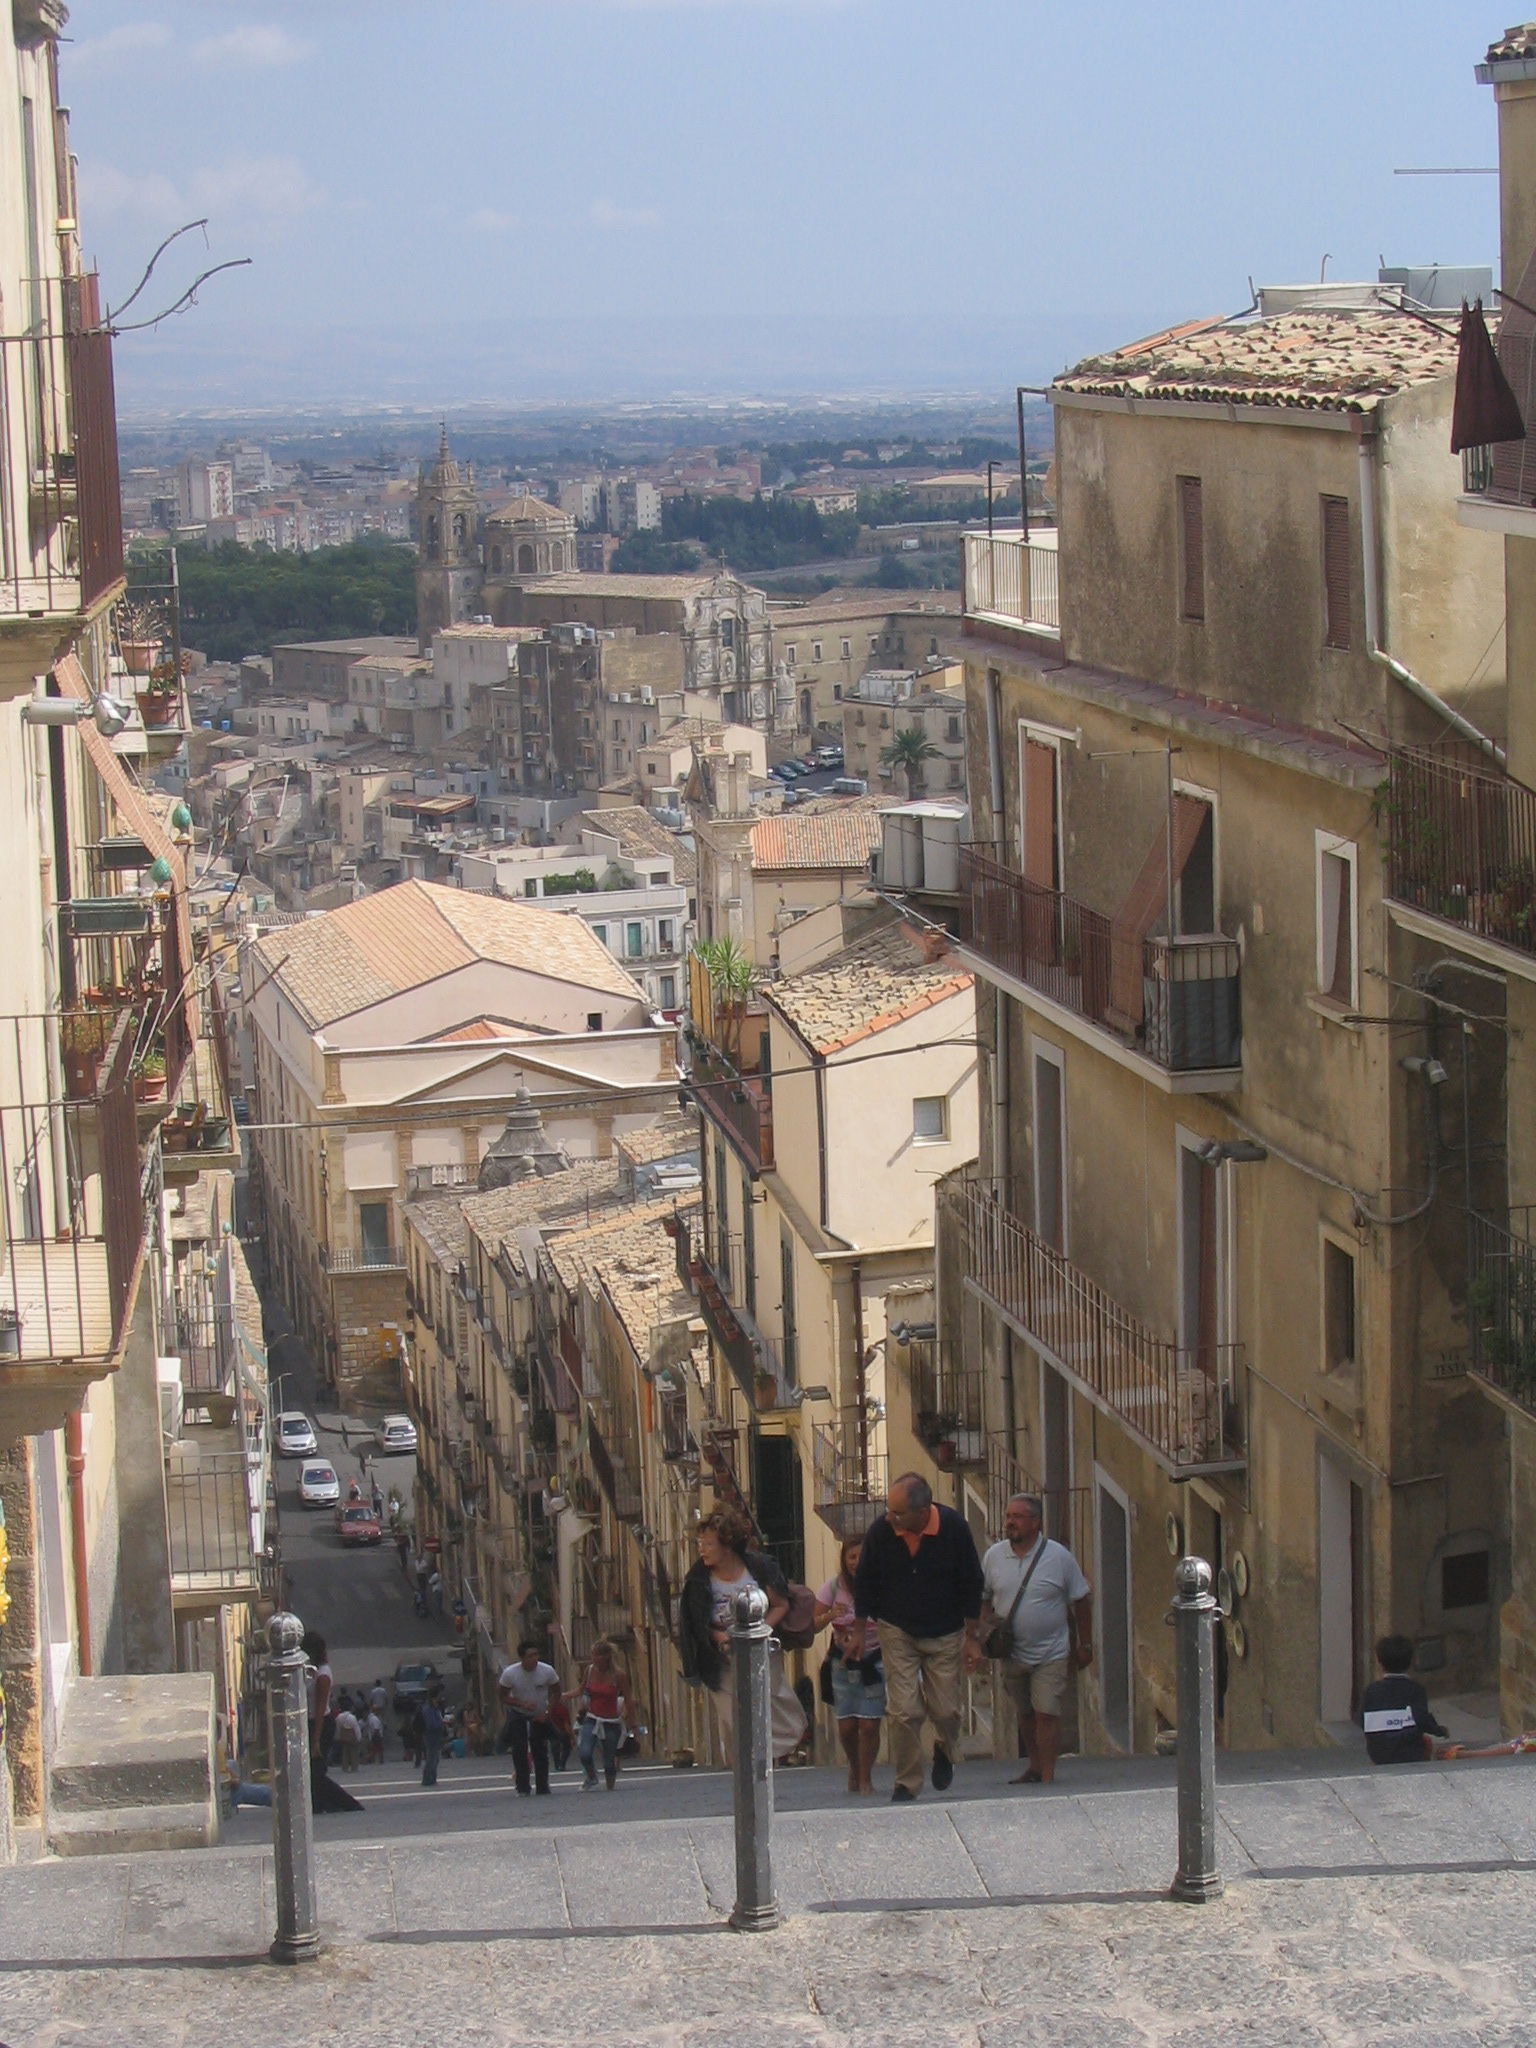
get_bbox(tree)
[692,937,754,1067]
[882,726,942,800]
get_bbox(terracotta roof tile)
[1056,307,1457,414]
[250,878,646,1031]
[749,804,897,872]
[767,920,973,1055]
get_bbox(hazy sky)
[60,0,1506,411]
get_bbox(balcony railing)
[0,1008,147,1369]
[960,844,1241,1075]
[907,1339,987,1467]
[1469,1208,1536,1414]
[963,532,1060,633]
[0,276,123,621]
[688,1038,775,1174]
[165,1438,262,1599]
[945,1179,1244,1476]
[812,1420,888,1539]
[323,1244,405,1274]
[1382,743,1536,962]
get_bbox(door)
[1096,1474,1133,1749]
[1319,1451,1367,1723]
[752,1432,804,1585]
[359,1200,391,1267]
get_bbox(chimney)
[1478,27,1536,293]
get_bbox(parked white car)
[298,1460,340,1508]
[276,1411,318,1458]
[376,1414,418,1455]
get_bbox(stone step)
[50,1672,215,1816]
[49,1799,218,1859]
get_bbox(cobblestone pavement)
[0,1867,1534,2046]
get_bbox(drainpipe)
[66,1411,93,1676]
[1356,429,1505,766]
[982,664,1017,1445]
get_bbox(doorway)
[1095,1471,1133,1749]
[1318,1450,1367,1723]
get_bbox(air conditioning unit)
[157,1356,183,1444]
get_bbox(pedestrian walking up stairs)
[45,1672,219,1858]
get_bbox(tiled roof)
[460,1158,628,1256]
[1056,308,1458,414]
[486,491,569,526]
[406,1196,470,1268]
[767,919,973,1056]
[577,805,698,884]
[615,1110,699,1168]
[250,879,645,1031]
[507,572,715,599]
[430,1019,515,1043]
[1487,24,1536,60]
[546,1200,698,1358]
[749,804,896,872]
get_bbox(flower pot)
[63,1045,104,1100]
[138,689,180,730]
[120,638,159,677]
[134,1071,167,1104]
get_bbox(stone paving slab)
[3,1760,1536,1966]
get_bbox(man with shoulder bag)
[966,1492,1091,1787]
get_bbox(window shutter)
[1322,496,1352,649]
[1178,477,1205,621]
[1108,795,1211,1025]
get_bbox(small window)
[1316,836,1357,1006]
[659,919,674,951]
[1322,1236,1356,1373]
[812,641,823,661]
[523,878,538,898]
[586,1012,603,1032]
[785,645,797,665]
[646,762,657,775]
[948,761,963,788]
[912,1096,948,1142]
[1443,1549,1491,1609]
[659,973,676,1008]
[947,717,961,741]
[1178,475,1205,622]
[1322,495,1352,649]
[591,924,608,946]
[626,922,644,958]
[833,684,842,701]
[869,636,879,653]
[930,638,939,656]
[841,638,851,659]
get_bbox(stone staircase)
[47,1671,219,1857]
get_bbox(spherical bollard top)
[268,1610,305,1657]
[733,1585,769,1629]
[1174,1555,1214,1602]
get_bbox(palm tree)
[881,725,942,800]
[692,937,754,1067]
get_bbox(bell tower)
[415,425,482,652]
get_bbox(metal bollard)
[266,1611,321,1963]
[1169,1555,1224,1904]
[728,1585,781,1932]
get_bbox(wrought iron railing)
[984,1433,1093,1567]
[812,1420,888,1540]
[963,532,1059,631]
[165,1444,260,1595]
[687,1038,774,1174]
[945,1179,1244,1475]
[1469,1208,1536,1414]
[960,844,1241,1073]
[907,1339,987,1467]
[1383,743,1536,961]
[323,1243,405,1273]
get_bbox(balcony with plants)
[812,1418,888,1539]
[683,940,774,1174]
[1381,741,1536,972]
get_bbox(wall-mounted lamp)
[21,692,133,738]
[1401,1055,1449,1086]
[1196,1139,1269,1166]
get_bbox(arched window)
[453,513,467,548]
[518,544,535,573]
[426,515,440,559]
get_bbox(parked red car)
[335,1501,383,1546]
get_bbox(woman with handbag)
[814,1534,885,1794]
[678,1507,808,1766]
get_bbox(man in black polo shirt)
[854,1471,984,1802]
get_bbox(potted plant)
[138,687,180,730]
[61,1009,110,1098]
[116,598,162,677]
[134,1048,167,1103]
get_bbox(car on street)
[769,762,797,782]
[814,745,844,769]
[298,1460,340,1507]
[830,776,868,796]
[392,1659,440,1707]
[335,1500,383,1546]
[276,1411,318,1458]
[376,1413,418,1455]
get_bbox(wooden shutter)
[1021,736,1058,888]
[1178,477,1205,621]
[1322,495,1352,649]
[1108,795,1212,1024]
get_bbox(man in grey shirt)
[966,1492,1091,1786]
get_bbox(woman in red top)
[575,1639,632,1791]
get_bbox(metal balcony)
[906,1338,987,1468]
[962,531,1059,634]
[165,1435,263,1603]
[686,1039,774,1175]
[812,1420,887,1539]
[946,1179,1245,1477]
[1382,743,1536,971]
[323,1244,405,1274]
[1469,1208,1536,1417]
[960,844,1241,1084]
